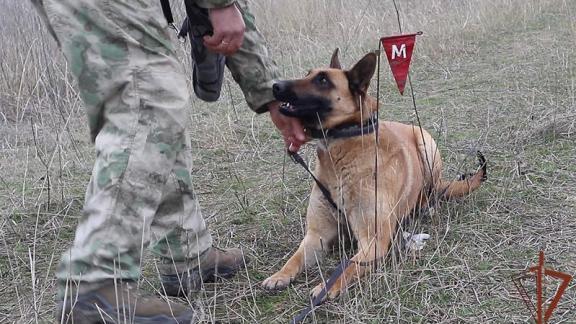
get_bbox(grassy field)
[1,0,575,322]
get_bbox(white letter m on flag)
[391,44,406,59]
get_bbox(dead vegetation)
[1,0,575,323]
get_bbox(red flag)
[380,32,421,95]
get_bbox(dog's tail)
[436,151,487,200]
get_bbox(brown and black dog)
[262,49,486,300]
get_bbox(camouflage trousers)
[32,0,213,294]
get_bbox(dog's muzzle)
[273,80,332,121]
[272,81,296,102]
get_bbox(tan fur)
[262,50,486,300]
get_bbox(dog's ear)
[329,48,342,69]
[346,52,377,96]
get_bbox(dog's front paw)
[262,273,293,290]
[310,280,345,301]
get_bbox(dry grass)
[1,0,575,322]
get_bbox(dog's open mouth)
[278,101,318,118]
[277,97,331,119]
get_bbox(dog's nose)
[272,81,287,96]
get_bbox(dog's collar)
[307,114,379,140]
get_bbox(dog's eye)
[314,73,330,87]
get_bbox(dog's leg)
[310,210,396,300]
[262,187,338,290]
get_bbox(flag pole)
[374,40,382,268]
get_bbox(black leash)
[287,118,380,323]
[288,150,384,324]
[287,151,348,324]
[290,259,351,324]
[288,152,341,213]
[288,114,378,217]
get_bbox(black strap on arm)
[160,0,181,36]
[159,0,214,40]
[160,0,174,25]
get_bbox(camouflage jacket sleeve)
[224,0,280,113]
[193,0,236,9]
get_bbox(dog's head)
[273,49,378,130]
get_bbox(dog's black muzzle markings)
[272,81,295,102]
[273,81,332,123]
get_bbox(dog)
[261,49,487,300]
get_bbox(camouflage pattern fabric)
[32,0,279,296]
[224,0,280,113]
[194,0,236,9]
[29,0,258,296]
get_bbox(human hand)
[203,3,245,56]
[268,101,307,152]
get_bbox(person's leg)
[149,132,246,297]
[32,0,195,321]
[148,1,270,297]
[148,132,212,273]
[48,0,186,293]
